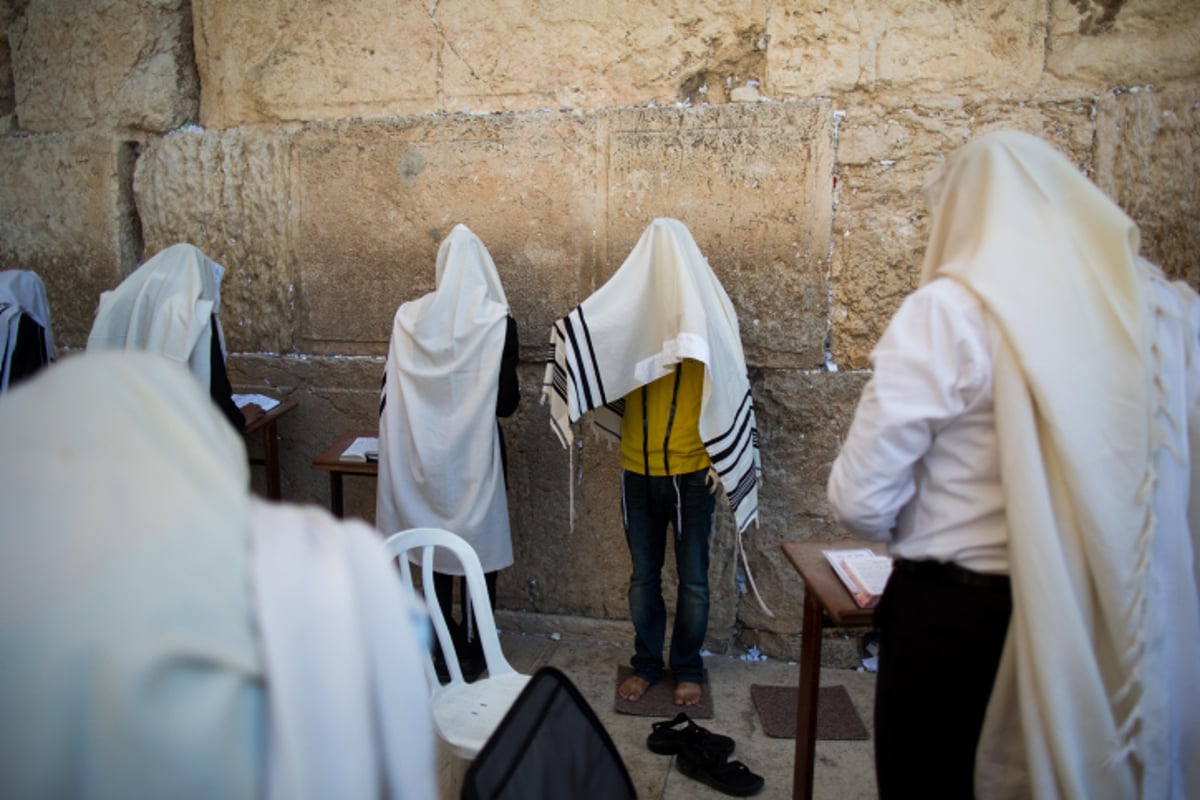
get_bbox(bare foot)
[674,680,702,706]
[619,674,651,702]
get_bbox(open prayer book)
[823,548,893,609]
[233,393,280,412]
[340,436,379,463]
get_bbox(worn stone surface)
[193,1,438,128]
[767,0,1045,98]
[0,0,18,118]
[829,94,1098,369]
[291,114,597,356]
[9,0,197,134]
[735,370,869,637]
[0,133,138,345]
[1094,88,1200,288]
[194,0,767,127]
[1046,0,1200,89]
[134,127,293,353]
[603,101,833,368]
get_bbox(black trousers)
[873,559,1012,799]
[433,570,498,661]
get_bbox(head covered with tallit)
[0,351,435,800]
[921,130,1200,798]
[376,224,514,574]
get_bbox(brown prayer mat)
[750,683,870,740]
[613,664,714,719]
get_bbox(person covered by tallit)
[543,218,763,707]
[376,224,520,683]
[87,243,250,430]
[0,269,55,392]
[0,351,437,800]
[827,130,1200,798]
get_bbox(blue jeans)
[621,468,715,685]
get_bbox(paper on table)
[340,436,379,463]
[233,393,280,412]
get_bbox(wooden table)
[310,430,378,517]
[242,399,298,500]
[781,540,886,800]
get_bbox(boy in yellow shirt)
[616,358,715,706]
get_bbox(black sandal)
[647,712,735,758]
[677,745,764,797]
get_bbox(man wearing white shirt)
[828,131,1200,799]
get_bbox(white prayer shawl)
[920,131,1200,799]
[0,351,262,800]
[0,351,438,800]
[376,224,513,575]
[542,218,761,533]
[87,243,227,393]
[252,501,437,800]
[0,269,55,391]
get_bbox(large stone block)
[1094,88,1200,289]
[1046,0,1200,89]
[829,94,1097,368]
[291,114,597,357]
[767,0,1044,97]
[0,133,138,346]
[603,101,833,368]
[133,127,293,353]
[9,0,197,134]
[434,0,766,112]
[193,1,438,128]
[194,0,769,126]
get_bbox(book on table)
[233,392,281,412]
[822,548,893,609]
[340,436,379,463]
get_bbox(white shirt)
[828,277,1009,574]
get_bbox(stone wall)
[1,0,1197,662]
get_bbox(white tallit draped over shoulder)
[920,130,1200,799]
[376,224,514,575]
[542,218,761,533]
[87,242,228,393]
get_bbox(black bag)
[461,666,636,800]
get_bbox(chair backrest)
[385,527,518,690]
[461,666,637,800]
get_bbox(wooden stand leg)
[263,421,281,500]
[330,474,344,518]
[793,589,824,800]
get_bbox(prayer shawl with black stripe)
[543,218,761,533]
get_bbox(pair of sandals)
[647,712,764,797]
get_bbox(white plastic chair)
[385,527,530,759]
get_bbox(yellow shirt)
[620,359,710,476]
